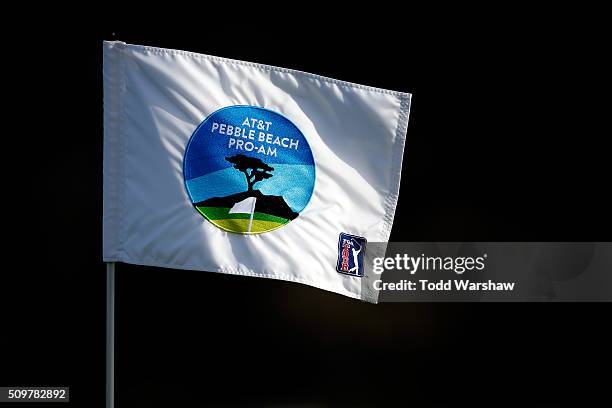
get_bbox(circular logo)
[183,106,315,234]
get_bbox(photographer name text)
[374,279,515,292]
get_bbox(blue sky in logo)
[184,106,315,180]
[183,106,316,212]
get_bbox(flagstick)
[106,262,116,408]
[248,209,255,233]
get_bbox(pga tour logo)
[336,233,367,277]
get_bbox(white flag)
[228,197,257,233]
[103,41,411,302]
[228,197,257,215]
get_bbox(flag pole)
[106,262,116,408]
[248,210,254,233]
[247,198,256,233]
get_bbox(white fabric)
[229,197,257,215]
[103,41,411,302]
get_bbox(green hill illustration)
[193,154,298,233]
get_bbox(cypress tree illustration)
[226,154,274,192]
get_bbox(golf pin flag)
[228,197,257,233]
[103,41,411,303]
[229,196,257,215]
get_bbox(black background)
[2,10,610,407]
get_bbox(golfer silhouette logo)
[336,233,367,277]
[348,239,363,274]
